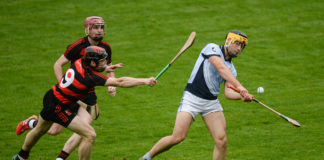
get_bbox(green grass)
[1,0,324,159]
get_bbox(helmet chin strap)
[228,51,237,58]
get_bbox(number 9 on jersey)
[60,68,75,88]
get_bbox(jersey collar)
[84,36,103,46]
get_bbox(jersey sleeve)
[90,71,108,86]
[63,38,85,61]
[100,41,112,64]
[201,43,222,58]
[63,44,74,60]
[106,45,112,64]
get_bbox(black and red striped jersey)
[52,59,108,106]
[63,36,112,64]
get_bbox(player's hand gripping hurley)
[154,32,196,80]
[227,85,301,127]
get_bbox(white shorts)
[178,91,223,120]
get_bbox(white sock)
[56,158,64,160]
[143,152,152,160]
[28,119,36,129]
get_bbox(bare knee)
[215,135,227,149]
[170,134,186,145]
[83,130,96,144]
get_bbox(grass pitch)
[1,0,324,159]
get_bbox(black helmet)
[84,46,108,65]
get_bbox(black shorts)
[40,89,79,127]
[81,92,97,106]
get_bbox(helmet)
[84,46,108,65]
[84,16,105,37]
[84,16,105,30]
[225,30,248,47]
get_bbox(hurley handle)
[227,84,240,93]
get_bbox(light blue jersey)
[185,43,237,100]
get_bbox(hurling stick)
[154,32,196,80]
[227,84,301,127]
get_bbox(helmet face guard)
[226,32,248,48]
[84,16,105,38]
[224,30,248,58]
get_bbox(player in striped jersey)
[16,16,117,160]
[13,46,157,160]
[52,16,115,160]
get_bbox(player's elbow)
[225,94,236,100]
[224,92,233,99]
[118,80,134,88]
[224,90,241,100]
[106,77,129,88]
[53,62,58,70]
[53,61,62,71]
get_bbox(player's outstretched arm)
[105,77,157,88]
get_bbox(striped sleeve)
[64,38,85,61]
[100,41,112,64]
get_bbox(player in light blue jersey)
[139,30,254,160]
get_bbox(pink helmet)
[84,16,105,30]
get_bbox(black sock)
[58,150,70,159]
[18,149,29,159]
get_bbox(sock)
[143,152,152,160]
[18,149,29,159]
[28,119,37,129]
[57,150,70,160]
[14,155,25,160]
